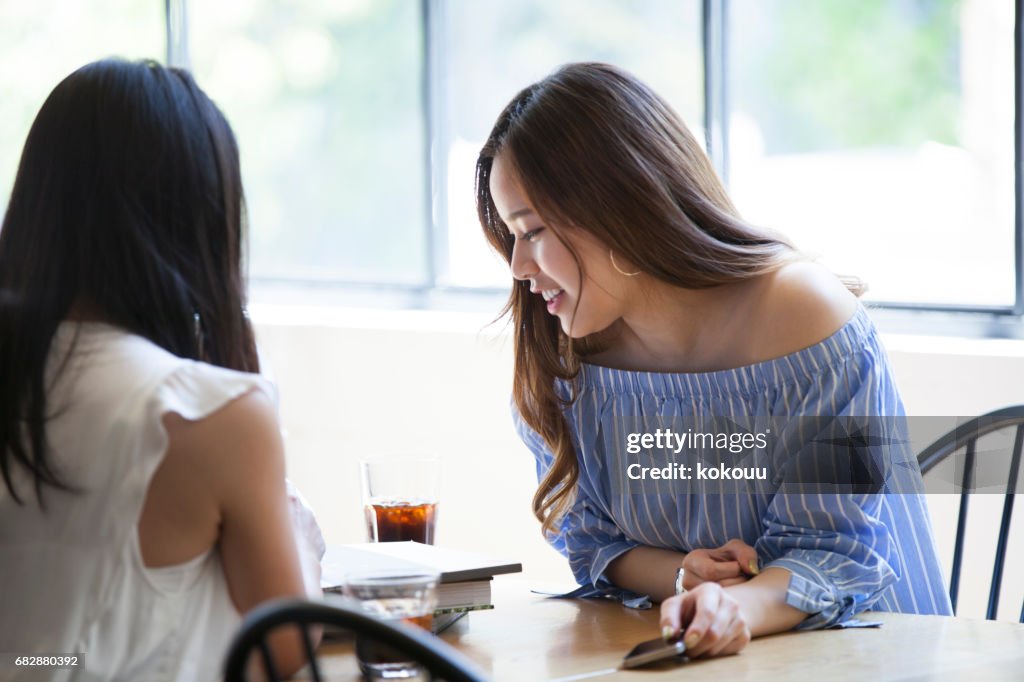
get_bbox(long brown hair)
[476,62,799,533]
[0,59,258,507]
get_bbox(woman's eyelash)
[519,227,545,242]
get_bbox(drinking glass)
[360,457,439,544]
[343,571,440,679]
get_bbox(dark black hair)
[0,58,259,507]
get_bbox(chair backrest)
[223,597,490,682]
[917,405,1024,622]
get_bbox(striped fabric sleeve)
[512,407,640,588]
[757,348,906,629]
[757,493,900,629]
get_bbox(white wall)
[253,305,1024,619]
[253,304,577,588]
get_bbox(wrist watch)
[674,566,686,595]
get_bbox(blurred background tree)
[732,0,961,152]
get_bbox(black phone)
[621,636,687,669]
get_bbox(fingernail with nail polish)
[749,560,760,575]
[662,625,676,641]
[685,632,701,648]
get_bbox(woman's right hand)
[660,582,751,658]
[680,538,759,590]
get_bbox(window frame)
[164,0,1024,336]
[703,0,1024,321]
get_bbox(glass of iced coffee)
[359,457,439,544]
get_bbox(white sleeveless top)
[0,322,272,681]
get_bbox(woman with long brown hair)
[477,62,950,657]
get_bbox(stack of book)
[320,541,522,632]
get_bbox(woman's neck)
[586,276,759,373]
[582,261,859,374]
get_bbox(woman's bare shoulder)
[746,260,860,359]
[161,387,282,486]
[142,388,281,566]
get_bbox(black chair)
[223,597,490,682]
[917,405,1024,622]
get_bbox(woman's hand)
[660,582,751,658]
[680,538,759,590]
[286,479,326,597]
[605,540,760,603]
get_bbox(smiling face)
[488,151,632,338]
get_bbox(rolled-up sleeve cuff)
[586,540,641,588]
[767,557,857,630]
[554,539,650,609]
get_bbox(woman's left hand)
[680,538,759,590]
[659,582,751,658]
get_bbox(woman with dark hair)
[477,62,951,658]
[0,59,321,679]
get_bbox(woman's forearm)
[605,546,687,602]
[725,567,807,636]
[608,548,812,637]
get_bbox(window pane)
[443,0,705,288]
[729,0,1015,306]
[190,0,427,284]
[0,0,163,215]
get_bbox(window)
[194,0,703,289]
[727,0,1016,308]
[0,0,163,210]
[1,1,1020,318]
[189,0,427,284]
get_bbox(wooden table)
[317,578,1024,681]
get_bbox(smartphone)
[621,636,687,669]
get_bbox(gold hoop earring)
[609,249,641,277]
